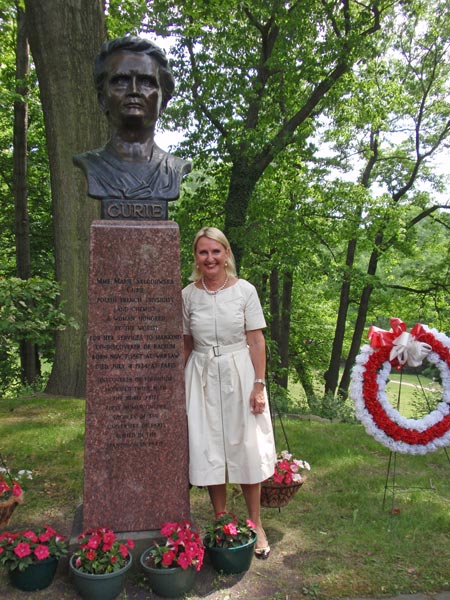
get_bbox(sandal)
[254,527,270,559]
[254,545,271,559]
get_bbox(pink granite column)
[83,221,189,532]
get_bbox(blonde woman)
[182,227,276,559]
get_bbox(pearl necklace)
[201,275,229,295]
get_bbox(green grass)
[1,395,450,598]
[288,371,442,419]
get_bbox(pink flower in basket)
[268,450,311,486]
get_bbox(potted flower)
[69,526,134,600]
[203,512,257,574]
[140,520,204,598]
[0,467,32,528]
[261,450,311,508]
[0,525,67,591]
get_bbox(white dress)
[182,279,276,486]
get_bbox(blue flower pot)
[206,535,256,574]
[9,556,58,591]
[140,547,197,598]
[69,553,132,600]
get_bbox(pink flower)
[185,541,198,557]
[273,471,284,484]
[177,552,190,570]
[34,544,50,560]
[195,547,204,571]
[246,519,256,529]
[39,530,52,543]
[119,544,129,558]
[111,555,118,563]
[103,531,116,546]
[14,542,31,558]
[278,459,291,472]
[160,522,178,537]
[284,471,293,484]
[22,530,38,543]
[126,539,135,549]
[0,481,10,495]
[87,534,101,549]
[75,556,82,568]
[223,523,238,536]
[12,482,23,497]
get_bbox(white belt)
[193,340,247,357]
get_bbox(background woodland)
[1,0,450,414]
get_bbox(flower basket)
[0,491,23,528]
[260,480,303,508]
[260,450,310,508]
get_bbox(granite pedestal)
[82,220,190,532]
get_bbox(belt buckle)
[213,345,220,357]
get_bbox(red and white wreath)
[350,318,450,454]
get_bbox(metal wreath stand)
[382,370,450,528]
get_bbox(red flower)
[177,552,191,570]
[223,522,238,536]
[119,544,129,558]
[86,549,96,561]
[161,549,176,566]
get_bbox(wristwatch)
[254,378,266,386]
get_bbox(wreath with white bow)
[350,318,450,454]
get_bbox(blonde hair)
[189,226,237,282]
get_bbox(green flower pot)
[69,553,132,600]
[206,535,256,574]
[140,548,197,598]
[9,556,58,591]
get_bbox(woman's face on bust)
[195,237,229,280]
[100,50,163,130]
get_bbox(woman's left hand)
[250,383,266,414]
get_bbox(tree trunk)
[224,161,260,271]
[13,4,39,384]
[278,270,293,389]
[338,233,382,398]
[24,0,106,397]
[324,237,358,395]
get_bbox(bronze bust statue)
[74,36,191,219]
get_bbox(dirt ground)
[0,536,305,599]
